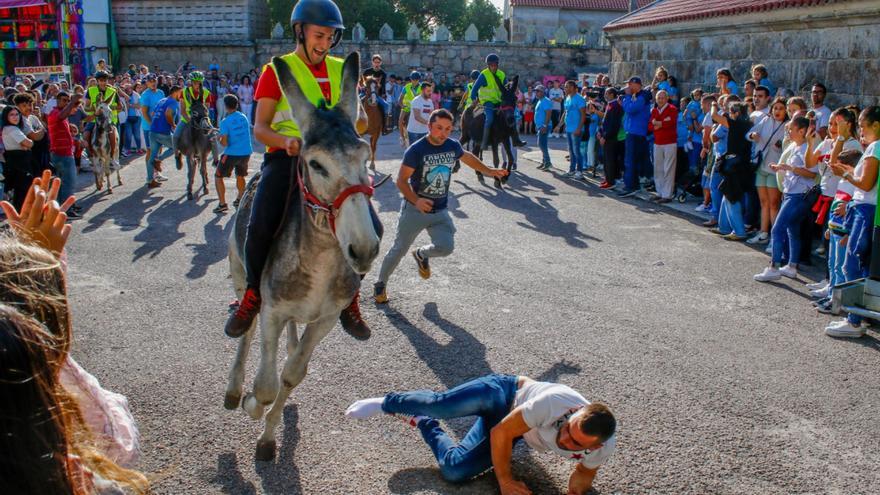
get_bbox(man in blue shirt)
[214,94,253,213]
[619,76,651,197]
[147,86,182,188]
[557,80,586,178]
[373,109,507,303]
[533,85,553,169]
[140,74,166,179]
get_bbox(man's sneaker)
[810,286,830,299]
[702,219,718,227]
[599,181,613,189]
[806,279,829,290]
[780,264,798,279]
[708,227,724,235]
[374,282,388,304]
[412,249,430,279]
[747,232,769,245]
[233,197,241,208]
[573,171,584,180]
[225,287,262,338]
[563,171,575,178]
[814,245,826,256]
[339,293,371,340]
[812,296,831,307]
[617,189,637,198]
[155,172,169,182]
[825,320,865,338]
[147,180,161,189]
[694,203,709,212]
[722,233,747,241]
[815,301,837,315]
[214,203,229,214]
[66,209,81,219]
[754,266,782,282]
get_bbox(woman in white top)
[825,106,880,338]
[2,105,34,209]
[747,97,788,244]
[754,116,817,282]
[236,75,255,125]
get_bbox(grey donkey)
[223,51,381,461]
[175,98,216,200]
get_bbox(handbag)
[750,121,783,172]
[804,183,822,206]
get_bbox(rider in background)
[82,71,120,169]
[224,0,380,341]
[469,54,527,150]
[173,71,210,170]
[397,71,421,146]
[362,54,391,134]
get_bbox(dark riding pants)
[244,150,383,290]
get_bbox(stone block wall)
[119,45,258,76]
[510,6,621,46]
[112,0,268,45]
[605,5,880,107]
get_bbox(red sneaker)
[599,181,612,189]
[225,287,262,338]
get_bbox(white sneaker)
[780,264,798,279]
[765,244,773,254]
[573,171,584,180]
[810,286,830,298]
[825,320,865,338]
[754,266,782,282]
[563,171,575,178]
[806,279,829,290]
[747,232,769,245]
[155,173,169,182]
[694,203,708,212]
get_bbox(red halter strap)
[297,159,374,235]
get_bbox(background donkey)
[223,52,381,461]
[460,74,520,188]
[90,100,121,193]
[176,99,216,200]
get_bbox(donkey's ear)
[337,51,360,126]
[273,56,314,133]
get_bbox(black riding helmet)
[290,0,345,49]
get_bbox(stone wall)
[120,39,611,84]
[112,0,269,45]
[604,2,880,107]
[510,6,622,46]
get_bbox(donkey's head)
[361,76,378,106]
[95,99,112,125]
[497,75,520,130]
[274,51,380,275]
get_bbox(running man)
[346,374,617,495]
[373,108,507,303]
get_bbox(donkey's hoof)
[242,393,265,420]
[187,191,194,201]
[223,392,241,410]
[254,439,276,462]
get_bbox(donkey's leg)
[201,155,210,196]
[105,160,113,194]
[370,135,378,170]
[242,306,285,421]
[255,314,335,461]
[501,139,514,185]
[224,247,251,409]
[186,154,196,200]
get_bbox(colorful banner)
[14,64,69,75]
[60,0,87,82]
[0,0,48,7]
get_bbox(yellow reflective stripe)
[478,68,505,104]
[268,53,343,143]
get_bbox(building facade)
[505,0,652,45]
[604,0,880,106]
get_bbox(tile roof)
[604,0,847,31]
[510,0,654,11]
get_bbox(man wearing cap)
[618,76,652,198]
[139,74,166,180]
[224,0,380,341]
[398,71,422,146]
[469,53,527,150]
[362,54,392,134]
[173,70,211,169]
[83,70,120,169]
[533,85,553,170]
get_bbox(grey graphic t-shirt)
[402,136,464,212]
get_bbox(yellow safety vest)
[478,68,506,105]
[86,85,119,124]
[465,82,474,106]
[401,82,419,112]
[182,86,209,123]
[267,52,343,142]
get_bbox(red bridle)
[297,159,374,236]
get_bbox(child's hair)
[838,149,862,167]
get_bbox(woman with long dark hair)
[237,75,255,124]
[1,105,34,209]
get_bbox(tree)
[396,0,466,38]
[267,0,406,40]
[452,0,501,41]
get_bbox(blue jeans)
[124,115,142,150]
[844,203,875,325]
[566,132,583,172]
[828,231,846,288]
[408,132,426,144]
[687,145,701,174]
[148,132,175,182]
[624,134,647,190]
[382,373,519,483]
[142,128,151,149]
[537,129,550,164]
[709,168,723,220]
[51,154,76,203]
[584,134,597,170]
[719,197,746,236]
[771,193,811,266]
[483,101,496,130]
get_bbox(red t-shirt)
[48,107,74,157]
[255,59,331,152]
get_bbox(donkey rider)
[83,71,120,169]
[468,53,527,150]
[172,71,222,168]
[224,0,381,340]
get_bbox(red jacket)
[650,104,678,146]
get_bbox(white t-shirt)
[42,97,57,115]
[548,87,564,111]
[852,141,879,205]
[514,381,616,469]
[817,138,863,196]
[749,107,769,124]
[749,117,786,174]
[2,125,30,151]
[406,95,433,134]
[812,105,831,130]
[781,142,815,194]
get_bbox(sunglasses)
[554,409,601,453]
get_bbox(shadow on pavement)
[132,195,210,261]
[213,452,257,494]
[254,405,303,494]
[387,466,498,494]
[80,183,162,234]
[186,213,234,279]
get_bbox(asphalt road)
[66,133,880,494]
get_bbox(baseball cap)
[627,76,642,85]
[534,85,545,92]
[145,74,157,81]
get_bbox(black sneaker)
[412,249,430,279]
[617,189,637,198]
[339,293,371,340]
[233,197,241,208]
[214,203,229,214]
[66,209,81,219]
